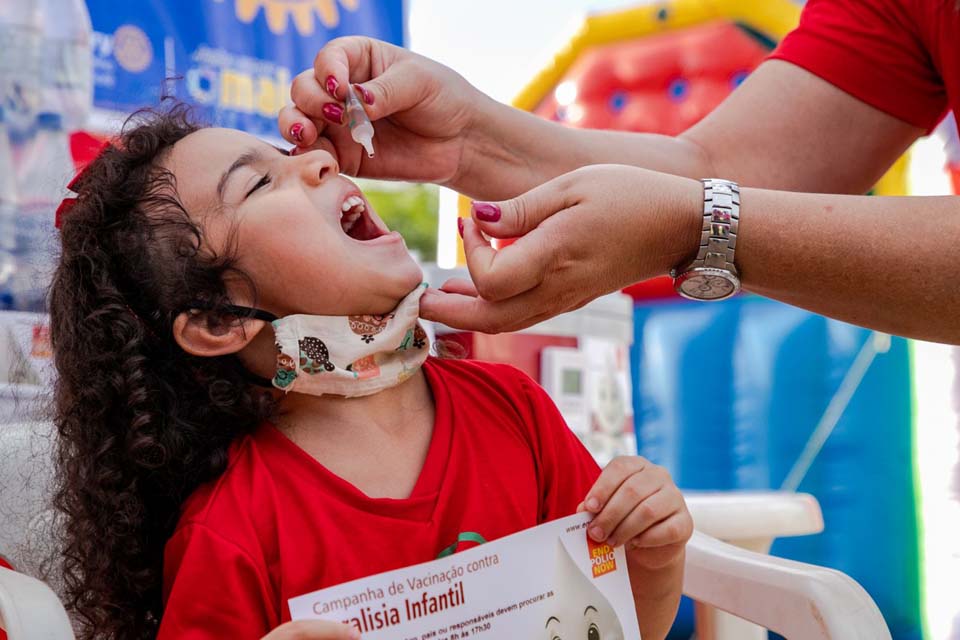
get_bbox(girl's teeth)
[339,196,366,232]
[341,198,359,212]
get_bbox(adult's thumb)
[352,63,424,122]
[470,174,578,239]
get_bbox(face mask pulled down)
[270,283,430,398]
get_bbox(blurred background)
[1,1,958,638]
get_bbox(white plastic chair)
[684,532,891,639]
[0,422,892,639]
[0,566,74,640]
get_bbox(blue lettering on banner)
[85,0,404,136]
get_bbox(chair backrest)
[0,566,75,640]
[684,531,892,639]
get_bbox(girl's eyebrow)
[217,149,263,201]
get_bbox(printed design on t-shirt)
[436,531,488,559]
[273,343,298,389]
[299,337,337,374]
[396,325,427,352]
[346,354,381,380]
[348,313,393,343]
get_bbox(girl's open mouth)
[340,194,387,242]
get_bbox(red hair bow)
[54,197,77,230]
[55,139,113,230]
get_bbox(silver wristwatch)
[671,178,741,301]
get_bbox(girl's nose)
[296,148,339,185]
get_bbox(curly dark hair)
[49,104,274,640]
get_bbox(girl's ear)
[172,311,269,357]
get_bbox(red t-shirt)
[157,358,601,639]
[770,0,958,132]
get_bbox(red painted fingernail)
[289,122,304,143]
[325,75,339,97]
[457,217,464,238]
[322,102,344,124]
[472,201,501,222]
[354,83,374,105]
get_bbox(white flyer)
[289,513,641,639]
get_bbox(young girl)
[49,105,692,640]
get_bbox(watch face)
[678,272,737,300]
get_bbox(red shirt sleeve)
[513,370,602,522]
[770,0,947,131]
[159,523,277,639]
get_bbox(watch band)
[670,178,740,278]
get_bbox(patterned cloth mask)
[270,283,430,398]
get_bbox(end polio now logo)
[587,535,617,578]
[229,0,360,35]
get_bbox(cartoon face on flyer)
[541,539,625,640]
[288,513,640,640]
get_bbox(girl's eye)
[587,623,600,640]
[245,173,271,198]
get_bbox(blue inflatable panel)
[633,296,921,639]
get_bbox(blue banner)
[86,0,405,137]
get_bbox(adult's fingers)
[279,97,368,168]
[278,103,321,147]
[420,287,545,334]
[460,173,583,301]
[437,277,478,297]
[349,64,430,122]
[470,171,580,239]
[291,69,345,128]
[312,36,428,123]
[419,286,581,334]
[460,217,554,303]
[312,36,385,98]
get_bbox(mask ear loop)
[182,301,279,323]
[243,370,277,389]
[218,304,279,323]
[180,301,280,389]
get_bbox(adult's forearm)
[455,98,714,200]
[737,189,960,344]
[453,61,922,201]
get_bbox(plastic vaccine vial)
[345,84,375,157]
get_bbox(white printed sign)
[289,513,640,639]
